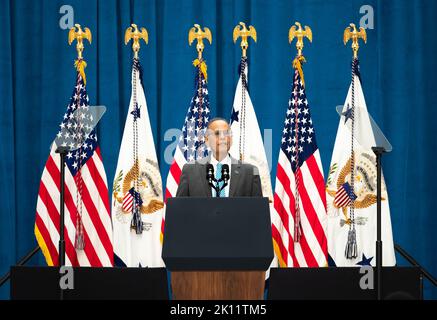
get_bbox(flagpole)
[288,21,312,243]
[68,24,92,252]
[189,24,212,61]
[125,24,149,60]
[125,24,149,234]
[343,23,367,60]
[288,22,312,59]
[343,23,367,260]
[233,22,257,59]
[233,22,257,161]
[188,24,211,160]
[53,23,93,300]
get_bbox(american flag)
[161,63,210,235]
[35,70,113,267]
[334,182,357,208]
[271,64,328,267]
[122,187,143,213]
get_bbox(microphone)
[221,164,230,184]
[206,164,215,185]
[216,164,230,198]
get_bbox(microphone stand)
[207,179,228,198]
[55,146,69,301]
[372,146,385,300]
[215,179,228,198]
[206,165,229,198]
[215,166,230,198]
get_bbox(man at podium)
[176,117,263,197]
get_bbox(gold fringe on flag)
[34,225,54,266]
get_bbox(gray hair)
[207,117,230,129]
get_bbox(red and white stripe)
[272,149,328,267]
[161,147,186,237]
[334,187,351,208]
[123,192,134,213]
[35,146,113,267]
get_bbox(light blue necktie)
[215,162,226,197]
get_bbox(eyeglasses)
[207,129,232,138]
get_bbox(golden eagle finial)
[188,24,212,60]
[125,24,149,60]
[233,22,257,58]
[343,23,367,59]
[68,24,92,60]
[288,22,312,57]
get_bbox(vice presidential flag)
[271,56,328,267]
[229,57,273,201]
[112,59,165,267]
[326,58,396,266]
[229,57,276,273]
[35,60,113,267]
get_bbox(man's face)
[205,120,232,159]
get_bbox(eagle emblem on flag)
[326,151,387,221]
[113,159,164,224]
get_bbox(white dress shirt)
[210,154,231,197]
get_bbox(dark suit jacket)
[176,155,263,197]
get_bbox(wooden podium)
[171,271,265,300]
[162,198,273,300]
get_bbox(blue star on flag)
[342,103,353,124]
[131,103,141,121]
[356,254,373,266]
[230,108,239,124]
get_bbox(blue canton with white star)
[178,67,210,162]
[129,187,143,207]
[281,69,318,173]
[56,75,98,176]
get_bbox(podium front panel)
[162,197,274,270]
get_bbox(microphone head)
[206,164,214,182]
[206,163,214,173]
[221,164,230,180]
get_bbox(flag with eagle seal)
[112,59,165,267]
[326,59,395,267]
[229,58,273,201]
[229,57,277,274]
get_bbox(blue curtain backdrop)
[1,0,436,299]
